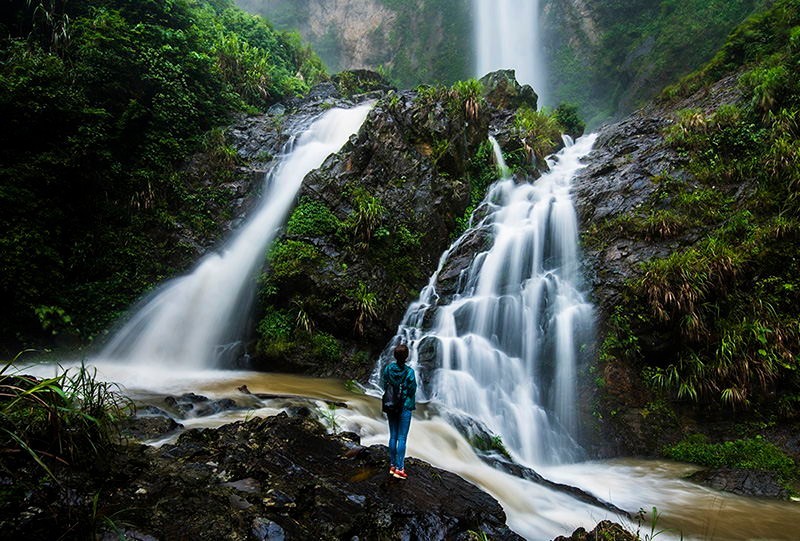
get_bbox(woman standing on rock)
[381,343,416,479]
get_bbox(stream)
[22,361,800,541]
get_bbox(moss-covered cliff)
[241,71,565,379]
[542,0,765,125]
[572,0,800,488]
[235,0,472,88]
[236,0,765,126]
[0,0,325,351]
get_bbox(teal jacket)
[380,362,416,411]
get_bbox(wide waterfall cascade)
[474,0,548,105]
[99,104,372,369]
[378,134,598,467]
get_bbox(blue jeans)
[387,409,412,470]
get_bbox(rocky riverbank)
[1,376,648,540]
[2,408,525,540]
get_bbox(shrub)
[554,102,586,137]
[0,358,131,477]
[514,106,563,163]
[664,434,797,480]
[286,198,342,238]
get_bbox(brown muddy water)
[22,361,800,541]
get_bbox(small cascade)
[378,134,597,467]
[474,0,548,104]
[99,104,372,369]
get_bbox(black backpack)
[381,369,406,414]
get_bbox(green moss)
[266,240,322,281]
[311,332,342,363]
[286,197,342,238]
[256,308,292,341]
[664,434,798,480]
[470,434,512,460]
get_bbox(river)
[22,361,800,541]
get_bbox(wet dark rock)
[553,520,637,541]
[434,224,493,303]
[415,336,440,394]
[571,73,749,457]
[252,517,287,541]
[161,393,243,419]
[121,415,183,442]
[480,69,539,111]
[0,413,525,540]
[481,456,631,519]
[688,468,790,499]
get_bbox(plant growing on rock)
[351,282,378,337]
[0,356,131,477]
[450,78,484,121]
[346,190,386,249]
[514,106,562,164]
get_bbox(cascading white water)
[98,104,372,369]
[474,0,548,105]
[380,135,597,467]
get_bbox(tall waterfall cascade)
[380,135,597,467]
[99,104,373,369]
[474,0,548,105]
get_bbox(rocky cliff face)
[235,0,472,87]
[233,71,541,379]
[541,0,760,125]
[237,0,760,126]
[568,61,800,463]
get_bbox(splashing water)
[377,134,597,467]
[474,0,548,104]
[98,104,372,369]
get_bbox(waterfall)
[98,104,372,369]
[474,0,548,105]
[378,135,597,467]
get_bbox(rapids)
[21,361,800,541]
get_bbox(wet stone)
[252,518,286,541]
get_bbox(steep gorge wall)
[542,0,764,125]
[237,0,762,126]
[235,0,472,87]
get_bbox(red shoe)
[392,468,407,479]
[389,466,396,475]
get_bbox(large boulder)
[570,72,754,456]
[248,73,551,378]
[0,412,524,540]
[480,69,539,111]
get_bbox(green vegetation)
[554,103,586,138]
[0,356,131,478]
[665,434,797,482]
[597,0,800,412]
[454,140,499,237]
[351,282,378,337]
[240,0,472,88]
[345,189,386,248]
[470,434,512,460]
[514,106,564,165]
[0,0,325,350]
[550,0,763,125]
